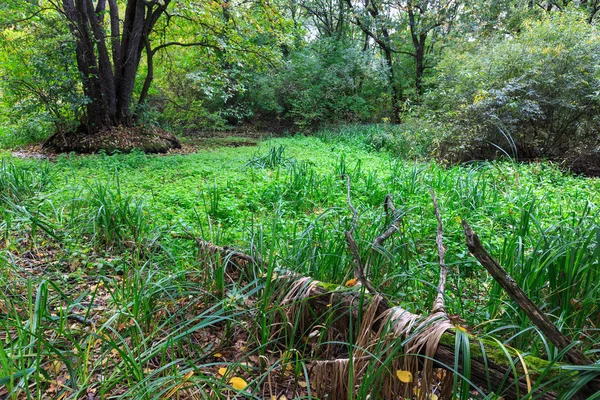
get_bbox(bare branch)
[151,41,222,54]
[343,175,389,306]
[430,189,447,313]
[373,195,402,248]
[462,220,592,366]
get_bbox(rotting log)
[191,238,596,400]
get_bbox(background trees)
[1,0,600,165]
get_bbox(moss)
[316,281,343,292]
[439,330,578,390]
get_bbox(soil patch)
[43,125,181,154]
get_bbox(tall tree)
[402,0,458,96]
[57,0,171,133]
[345,0,404,122]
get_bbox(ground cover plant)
[0,127,599,398]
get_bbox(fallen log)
[462,220,591,366]
[184,182,597,399]
[192,238,595,400]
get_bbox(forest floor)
[1,127,599,398]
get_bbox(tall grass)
[0,159,52,205]
[1,128,599,398]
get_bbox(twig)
[66,314,94,326]
[342,175,388,305]
[430,189,448,313]
[462,220,592,366]
[383,193,396,216]
[373,194,402,247]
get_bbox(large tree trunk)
[383,47,402,123]
[61,0,170,134]
[408,3,426,98]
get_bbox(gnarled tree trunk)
[61,0,170,134]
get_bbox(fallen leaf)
[50,360,62,374]
[213,353,223,358]
[229,376,247,390]
[298,381,308,388]
[396,370,412,383]
[455,325,468,333]
[218,367,227,376]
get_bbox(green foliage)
[427,11,600,161]
[84,180,152,251]
[315,122,436,159]
[1,130,600,397]
[0,159,51,205]
[0,9,84,146]
[277,39,388,129]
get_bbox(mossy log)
[194,239,596,400]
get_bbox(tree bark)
[60,0,170,134]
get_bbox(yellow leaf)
[163,371,194,398]
[213,353,223,358]
[298,381,308,388]
[430,394,439,400]
[345,278,358,287]
[218,367,227,376]
[229,376,247,390]
[455,325,468,333]
[50,360,62,374]
[396,370,413,383]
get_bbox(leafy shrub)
[0,14,84,145]
[277,39,389,130]
[427,11,600,162]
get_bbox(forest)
[1,0,600,399]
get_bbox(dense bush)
[0,15,84,146]
[157,38,389,132]
[427,11,600,163]
[276,39,389,129]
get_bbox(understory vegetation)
[1,130,599,398]
[2,0,600,398]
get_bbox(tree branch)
[151,40,222,54]
[342,175,391,308]
[430,189,447,313]
[462,220,592,366]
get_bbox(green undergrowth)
[1,128,599,398]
